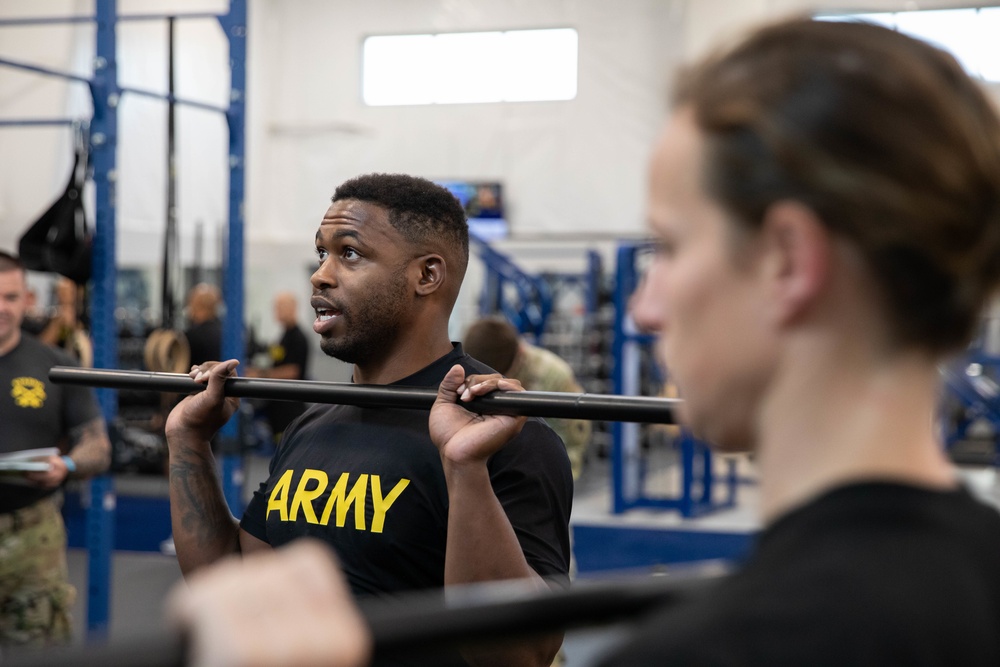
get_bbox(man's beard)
[318,271,410,366]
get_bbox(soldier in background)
[246,292,311,443]
[0,251,111,646]
[183,283,222,366]
[464,316,591,479]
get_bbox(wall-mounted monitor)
[436,180,508,241]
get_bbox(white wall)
[246,0,684,244]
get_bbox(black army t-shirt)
[264,324,310,435]
[0,335,102,512]
[241,343,573,596]
[184,317,221,366]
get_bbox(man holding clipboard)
[0,251,111,647]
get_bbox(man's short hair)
[333,173,469,279]
[0,251,25,274]
[463,316,520,374]
[675,18,1000,354]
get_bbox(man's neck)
[0,328,22,357]
[352,336,455,385]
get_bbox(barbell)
[48,366,680,424]
[4,569,721,667]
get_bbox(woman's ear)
[759,200,832,325]
[413,254,446,296]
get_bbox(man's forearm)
[443,461,562,667]
[443,462,540,584]
[168,435,242,576]
[66,417,112,477]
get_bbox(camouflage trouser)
[0,496,76,647]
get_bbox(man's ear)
[759,200,832,325]
[413,254,446,297]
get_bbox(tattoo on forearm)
[169,451,240,553]
[67,418,112,477]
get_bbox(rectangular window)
[816,7,1000,82]
[363,28,578,106]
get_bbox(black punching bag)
[18,146,92,285]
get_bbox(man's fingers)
[435,365,466,403]
[202,360,240,398]
[461,375,524,400]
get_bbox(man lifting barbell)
[164,173,574,667]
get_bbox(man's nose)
[629,275,663,335]
[311,262,337,290]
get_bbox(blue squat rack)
[610,241,740,517]
[942,350,1000,464]
[472,234,555,342]
[474,236,741,518]
[0,0,247,637]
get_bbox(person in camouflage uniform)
[463,316,592,479]
[0,251,111,647]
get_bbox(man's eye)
[649,239,674,258]
[657,243,675,258]
[343,247,360,260]
[316,248,329,264]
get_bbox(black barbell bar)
[4,572,717,667]
[48,366,679,424]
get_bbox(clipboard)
[0,448,58,473]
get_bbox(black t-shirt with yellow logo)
[0,335,102,512]
[241,344,573,598]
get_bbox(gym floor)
[63,450,1000,665]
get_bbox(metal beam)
[0,12,223,26]
[0,56,92,84]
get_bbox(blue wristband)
[61,455,77,473]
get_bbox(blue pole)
[217,0,247,514]
[585,250,601,316]
[611,244,632,514]
[86,0,119,640]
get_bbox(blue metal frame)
[218,0,249,514]
[0,57,93,84]
[472,234,553,341]
[610,241,739,518]
[941,352,1000,464]
[86,0,120,637]
[535,251,602,319]
[0,0,248,633]
[585,249,602,316]
[573,524,753,574]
